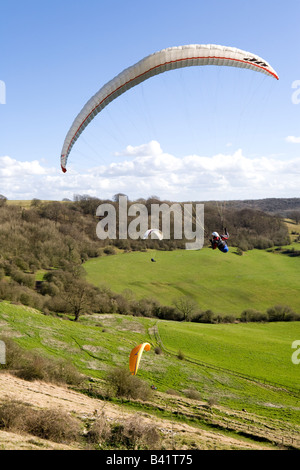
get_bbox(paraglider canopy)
[129,342,151,375]
[143,229,163,240]
[60,43,278,172]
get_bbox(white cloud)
[1,141,299,201]
[286,136,300,144]
[0,156,47,177]
[114,140,162,157]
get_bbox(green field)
[84,248,300,315]
[157,320,300,390]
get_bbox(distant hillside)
[208,198,300,215]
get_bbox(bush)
[86,412,111,445]
[87,412,161,450]
[190,309,214,323]
[111,416,161,450]
[236,239,251,252]
[103,246,116,255]
[88,414,161,450]
[166,388,181,396]
[184,389,202,400]
[222,315,236,323]
[25,408,80,443]
[0,400,80,443]
[0,400,28,431]
[106,367,151,401]
[240,309,267,322]
[10,269,35,289]
[207,397,218,408]
[177,349,185,360]
[1,338,84,386]
[156,305,184,321]
[266,304,299,322]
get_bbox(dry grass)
[0,399,80,444]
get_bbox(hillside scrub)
[1,337,84,386]
[0,197,290,270]
[0,397,162,450]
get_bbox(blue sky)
[1,0,300,201]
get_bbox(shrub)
[88,413,161,449]
[191,309,214,323]
[156,305,184,321]
[0,400,80,443]
[86,412,111,445]
[237,239,250,252]
[177,349,185,360]
[15,355,46,381]
[207,397,217,408]
[10,269,35,289]
[103,246,116,255]
[25,408,80,443]
[166,388,181,396]
[240,309,267,322]
[223,315,236,323]
[266,304,299,322]
[109,416,161,450]
[1,338,84,386]
[106,367,151,401]
[184,389,202,400]
[0,400,28,431]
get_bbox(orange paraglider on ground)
[129,342,151,375]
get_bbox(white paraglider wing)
[143,229,163,240]
[60,44,278,172]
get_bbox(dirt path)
[0,373,271,450]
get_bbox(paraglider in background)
[129,342,151,375]
[60,44,278,172]
[143,229,163,262]
[142,229,163,240]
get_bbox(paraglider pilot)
[210,228,229,253]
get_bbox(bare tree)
[173,296,198,321]
[64,278,96,321]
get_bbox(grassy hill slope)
[0,301,299,446]
[84,248,300,315]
